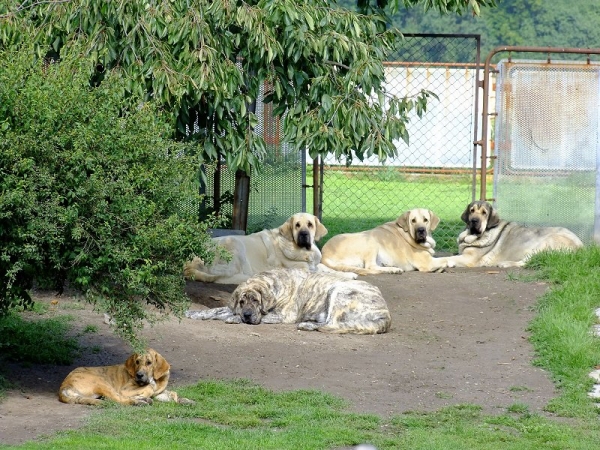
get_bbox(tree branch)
[0,0,72,19]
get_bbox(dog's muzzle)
[241,307,261,325]
[468,218,482,235]
[415,226,427,243]
[135,371,150,386]
[296,230,312,250]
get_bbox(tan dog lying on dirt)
[184,213,344,284]
[58,349,193,406]
[439,201,583,268]
[186,268,391,334]
[319,208,448,275]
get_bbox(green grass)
[310,170,491,251]
[2,247,600,448]
[2,382,599,450]
[0,312,79,365]
[526,246,600,418]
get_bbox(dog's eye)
[146,360,152,366]
[482,211,487,215]
[295,222,301,228]
[423,218,428,222]
[239,300,245,306]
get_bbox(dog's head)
[125,349,171,386]
[230,285,270,325]
[396,208,440,244]
[460,201,500,236]
[279,213,327,250]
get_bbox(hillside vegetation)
[338,0,600,57]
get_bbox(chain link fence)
[320,34,482,252]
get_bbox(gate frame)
[479,46,600,203]
[313,33,483,218]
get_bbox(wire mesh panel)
[320,35,482,252]
[493,60,600,243]
[201,81,305,233]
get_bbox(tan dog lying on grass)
[184,213,335,284]
[320,208,448,275]
[58,349,193,406]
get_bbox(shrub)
[0,43,218,348]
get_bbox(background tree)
[359,0,600,57]
[0,0,496,169]
[356,0,496,16]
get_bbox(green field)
[310,170,486,252]
[216,166,593,253]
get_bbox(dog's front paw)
[133,397,153,406]
[185,310,206,320]
[225,315,242,324]
[464,234,478,244]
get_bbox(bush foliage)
[0,43,218,348]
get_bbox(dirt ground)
[0,267,558,446]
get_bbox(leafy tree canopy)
[0,0,491,171]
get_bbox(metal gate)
[318,34,482,252]
[480,46,600,244]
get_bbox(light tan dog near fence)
[319,208,448,275]
[58,349,192,406]
[184,213,331,284]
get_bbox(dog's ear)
[278,217,294,241]
[314,217,328,242]
[149,349,171,380]
[125,353,138,378]
[229,288,242,312]
[460,202,473,224]
[486,203,501,229]
[258,290,275,315]
[396,211,411,233]
[428,210,440,231]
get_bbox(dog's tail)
[183,259,222,282]
[299,315,391,334]
[319,259,401,276]
[58,388,104,406]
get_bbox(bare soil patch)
[0,267,557,446]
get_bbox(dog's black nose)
[135,372,148,384]
[297,230,310,243]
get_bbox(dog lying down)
[439,201,584,268]
[186,268,391,334]
[58,349,193,406]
